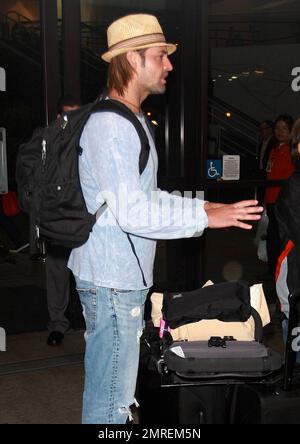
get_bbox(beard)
[149,82,167,95]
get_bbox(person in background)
[265,114,294,275]
[46,96,81,346]
[275,118,300,363]
[256,120,276,204]
[57,95,81,116]
[258,120,275,175]
[68,13,263,424]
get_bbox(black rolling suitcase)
[138,331,232,424]
[137,357,230,424]
[161,281,282,380]
[138,281,282,424]
[231,290,300,424]
[163,339,282,379]
[138,318,234,424]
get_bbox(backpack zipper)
[41,139,46,170]
[38,138,47,240]
[61,114,68,130]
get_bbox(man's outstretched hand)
[204,200,263,230]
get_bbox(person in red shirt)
[265,114,294,275]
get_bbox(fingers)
[205,200,263,229]
[228,214,259,231]
[243,206,264,214]
[234,212,262,220]
[233,205,262,230]
[233,200,262,209]
[234,221,253,230]
[231,202,263,219]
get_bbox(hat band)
[108,33,166,52]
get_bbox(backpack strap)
[250,306,263,342]
[90,99,152,288]
[91,99,150,174]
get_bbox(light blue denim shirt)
[68,111,208,290]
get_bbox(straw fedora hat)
[101,14,177,63]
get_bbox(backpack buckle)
[61,114,68,130]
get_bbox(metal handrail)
[210,96,259,127]
[202,178,288,203]
[204,178,285,188]
[0,11,40,38]
[6,10,33,23]
[213,112,258,145]
[209,97,259,159]
[219,130,257,158]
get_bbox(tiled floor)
[0,329,85,424]
[0,242,86,424]
[0,365,83,424]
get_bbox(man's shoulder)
[85,110,139,132]
[81,111,140,146]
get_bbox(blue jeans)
[75,277,148,424]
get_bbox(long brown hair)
[107,50,147,96]
[107,53,134,96]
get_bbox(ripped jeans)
[75,277,148,424]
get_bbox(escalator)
[1,9,260,176]
[208,96,260,177]
[0,10,106,103]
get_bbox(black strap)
[250,306,263,342]
[91,99,150,287]
[126,234,147,287]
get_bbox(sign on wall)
[222,155,240,181]
[206,159,222,180]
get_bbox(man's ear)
[126,51,140,70]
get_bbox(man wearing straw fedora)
[68,13,262,424]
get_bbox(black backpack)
[16,99,150,249]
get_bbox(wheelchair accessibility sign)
[206,160,222,179]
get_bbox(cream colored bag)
[151,283,270,341]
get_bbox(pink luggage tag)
[159,318,171,338]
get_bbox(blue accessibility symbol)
[207,160,222,180]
